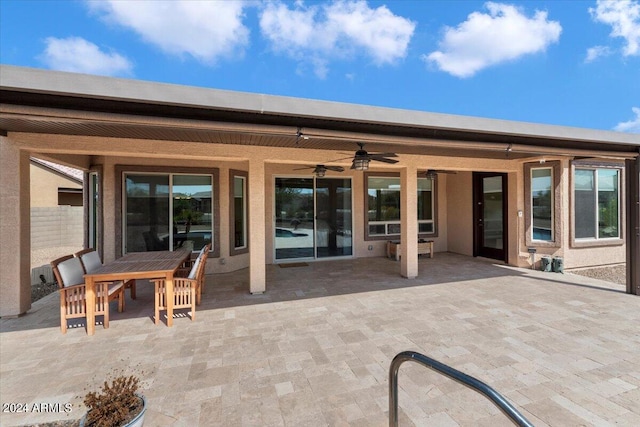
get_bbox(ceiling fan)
[341,143,399,170]
[293,164,344,177]
[421,169,457,179]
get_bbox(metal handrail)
[389,351,534,427]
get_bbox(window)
[531,168,553,241]
[230,170,248,255]
[366,175,435,238]
[574,168,620,240]
[524,161,561,246]
[88,171,99,250]
[124,173,213,253]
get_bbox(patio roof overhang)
[0,65,638,301]
[1,65,638,161]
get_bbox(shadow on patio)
[0,253,627,335]
[2,253,638,427]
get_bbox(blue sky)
[1,0,639,133]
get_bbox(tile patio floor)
[1,253,639,426]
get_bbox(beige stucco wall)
[516,157,626,270]
[446,172,474,256]
[0,137,31,316]
[12,133,627,282]
[30,162,82,207]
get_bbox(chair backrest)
[75,249,102,273]
[188,243,211,280]
[197,244,211,282]
[187,255,202,280]
[51,255,85,287]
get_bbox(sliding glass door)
[274,178,315,260]
[316,178,352,258]
[274,177,352,261]
[124,173,212,253]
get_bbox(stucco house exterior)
[30,158,83,250]
[1,65,638,318]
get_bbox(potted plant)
[79,373,146,427]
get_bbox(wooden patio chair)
[51,254,124,334]
[152,246,208,324]
[195,244,211,305]
[75,248,137,300]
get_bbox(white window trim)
[574,167,621,241]
[366,175,436,238]
[530,166,554,243]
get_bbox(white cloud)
[585,45,612,62]
[259,0,415,78]
[424,2,562,78]
[589,0,640,57]
[41,37,132,76]
[86,0,250,64]
[614,107,640,133]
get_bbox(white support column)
[0,136,32,316]
[401,165,418,278]
[248,158,266,294]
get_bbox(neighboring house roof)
[1,65,638,158]
[31,158,83,184]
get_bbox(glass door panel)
[482,176,504,250]
[316,178,353,258]
[172,175,213,252]
[275,178,315,260]
[125,174,170,253]
[473,172,508,261]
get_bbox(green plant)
[83,374,143,427]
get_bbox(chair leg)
[130,280,137,299]
[60,299,67,334]
[103,305,109,329]
[191,289,196,321]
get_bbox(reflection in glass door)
[274,177,353,261]
[275,178,315,260]
[316,178,352,258]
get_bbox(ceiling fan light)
[315,169,326,177]
[353,158,370,171]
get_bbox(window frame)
[524,161,561,247]
[364,172,438,241]
[229,169,249,256]
[570,160,625,248]
[115,165,220,258]
[85,166,103,255]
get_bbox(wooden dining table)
[83,249,192,335]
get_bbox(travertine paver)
[1,253,639,426]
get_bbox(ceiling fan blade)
[328,156,356,162]
[325,166,345,172]
[371,157,399,164]
[350,162,356,170]
[371,152,398,158]
[427,169,457,174]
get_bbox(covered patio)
[2,254,639,426]
[1,65,639,324]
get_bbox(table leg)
[166,272,174,327]
[86,278,95,336]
